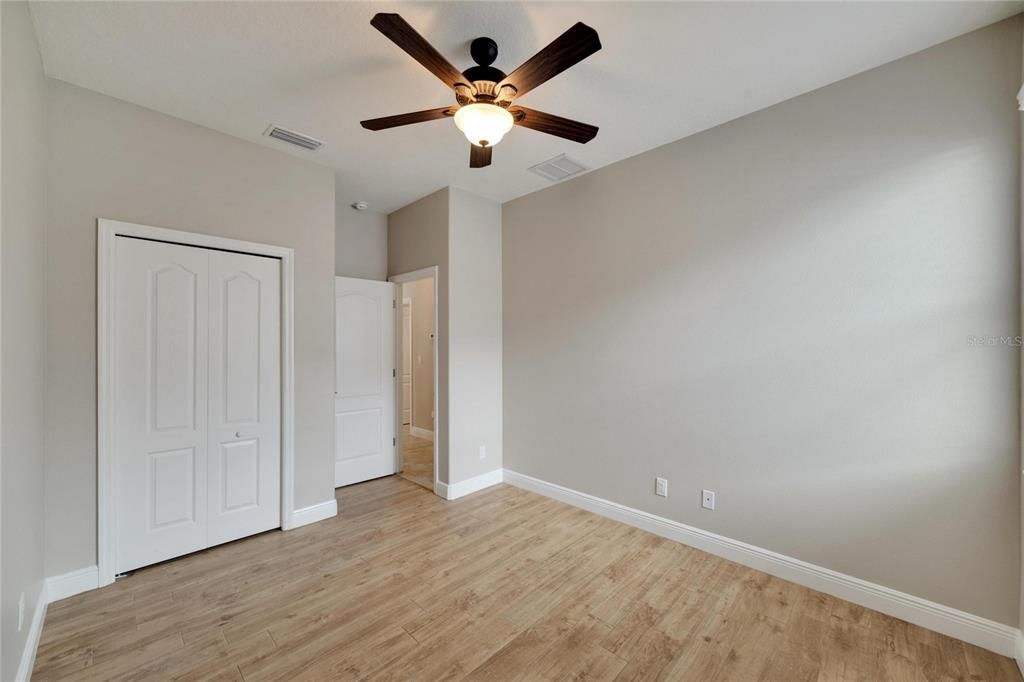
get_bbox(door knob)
[235,431,243,438]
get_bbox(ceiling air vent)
[263,124,324,151]
[528,154,587,182]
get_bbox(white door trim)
[389,267,439,494]
[403,297,413,427]
[97,218,296,587]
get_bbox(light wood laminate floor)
[399,425,433,490]
[34,477,1020,681]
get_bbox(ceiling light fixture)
[453,103,514,148]
[360,14,601,169]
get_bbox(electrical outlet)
[655,477,668,497]
[479,445,486,460]
[18,592,25,632]
[702,489,716,511]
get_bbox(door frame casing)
[402,297,413,427]
[388,267,440,494]
[97,218,296,587]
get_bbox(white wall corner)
[15,587,48,682]
[440,469,503,500]
[290,498,338,528]
[502,469,1019,658]
[46,566,100,604]
[433,479,449,499]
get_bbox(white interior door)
[114,237,281,573]
[402,301,412,426]
[207,251,281,546]
[334,277,396,487]
[115,238,210,573]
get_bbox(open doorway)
[390,267,437,491]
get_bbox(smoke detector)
[351,201,369,211]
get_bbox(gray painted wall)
[2,3,48,677]
[449,188,503,482]
[503,18,1022,625]
[44,80,337,577]
[389,189,450,482]
[335,189,387,280]
[1019,27,1024,640]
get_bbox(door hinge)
[393,437,397,447]
[392,368,396,378]
[393,299,396,309]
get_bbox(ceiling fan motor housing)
[470,37,498,66]
[462,37,510,103]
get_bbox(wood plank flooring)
[34,476,1021,681]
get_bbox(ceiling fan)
[360,13,601,168]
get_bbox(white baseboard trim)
[46,566,99,604]
[290,499,338,528]
[15,587,47,682]
[409,426,434,442]
[502,469,1020,658]
[1015,631,1023,678]
[437,469,503,501]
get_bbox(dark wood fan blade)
[470,144,492,168]
[498,22,601,98]
[371,13,469,90]
[361,107,456,131]
[509,106,598,143]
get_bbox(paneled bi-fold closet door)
[114,237,280,574]
[115,238,210,573]
[207,251,281,547]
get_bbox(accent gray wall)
[2,3,49,677]
[449,187,503,482]
[335,188,387,280]
[503,18,1022,625]
[388,187,503,486]
[1019,24,1024,642]
[44,80,337,577]
[389,189,450,482]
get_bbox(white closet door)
[207,251,281,546]
[334,277,396,487]
[115,237,210,573]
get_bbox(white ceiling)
[30,1,1023,214]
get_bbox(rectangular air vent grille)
[264,125,324,151]
[528,154,587,182]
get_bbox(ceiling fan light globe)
[454,103,514,148]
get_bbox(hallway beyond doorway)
[400,425,433,490]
